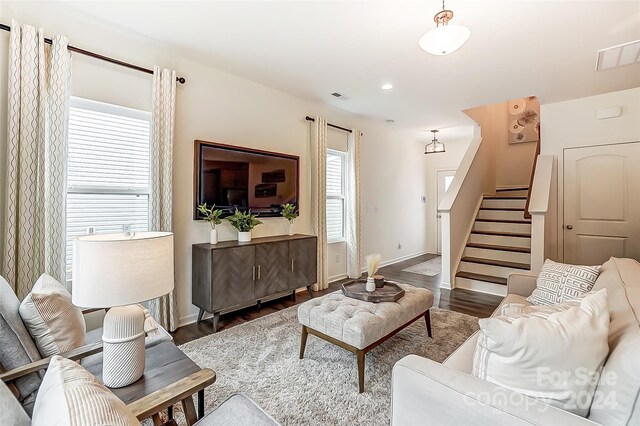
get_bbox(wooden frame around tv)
[193,140,300,220]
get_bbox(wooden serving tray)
[341,280,405,303]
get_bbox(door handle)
[566,225,574,230]
[252,266,256,281]
[291,259,295,272]
[257,265,261,280]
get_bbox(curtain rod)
[0,23,186,84]
[305,116,352,133]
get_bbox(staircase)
[455,187,531,295]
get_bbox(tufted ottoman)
[297,283,433,392]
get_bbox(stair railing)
[523,139,541,219]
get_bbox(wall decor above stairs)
[455,187,531,295]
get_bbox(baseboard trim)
[328,273,348,283]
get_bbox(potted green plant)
[280,203,299,236]
[227,209,262,242]
[197,203,223,244]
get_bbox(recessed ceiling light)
[381,84,393,90]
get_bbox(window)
[65,97,151,281]
[326,149,346,243]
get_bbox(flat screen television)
[194,140,299,219]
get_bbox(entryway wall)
[540,87,640,263]
[423,127,474,254]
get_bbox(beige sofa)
[391,257,640,426]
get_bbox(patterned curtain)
[346,130,362,279]
[2,20,71,298]
[147,67,179,331]
[310,118,328,291]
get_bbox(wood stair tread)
[461,256,530,270]
[455,271,507,286]
[475,218,531,224]
[479,207,525,211]
[466,243,531,253]
[471,230,531,238]
[496,187,529,192]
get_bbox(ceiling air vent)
[596,40,640,71]
[331,92,343,98]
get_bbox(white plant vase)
[366,277,376,292]
[238,231,252,242]
[210,228,218,245]
[288,222,294,236]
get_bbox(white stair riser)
[473,221,531,234]
[477,209,528,221]
[481,198,527,209]
[469,233,531,248]
[459,261,528,278]
[455,277,507,297]
[464,247,531,264]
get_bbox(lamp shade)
[72,232,174,308]
[419,25,471,55]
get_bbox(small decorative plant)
[197,203,223,229]
[280,203,299,223]
[227,209,262,232]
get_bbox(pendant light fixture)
[425,130,445,154]
[419,0,471,56]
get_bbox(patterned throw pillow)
[31,356,139,426]
[526,259,600,305]
[19,274,86,357]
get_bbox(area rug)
[401,256,442,276]
[178,305,478,426]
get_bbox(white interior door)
[437,170,456,254]
[563,142,640,265]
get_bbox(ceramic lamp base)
[102,305,146,388]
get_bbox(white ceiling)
[10,1,640,132]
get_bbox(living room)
[1,1,639,426]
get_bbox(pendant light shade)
[425,130,445,154]
[419,25,471,56]
[419,1,470,56]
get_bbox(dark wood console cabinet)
[192,234,317,332]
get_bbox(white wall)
[0,3,429,325]
[540,87,640,262]
[423,129,473,254]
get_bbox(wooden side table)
[83,341,215,425]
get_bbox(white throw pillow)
[526,259,600,305]
[19,274,86,357]
[32,356,139,426]
[473,289,610,417]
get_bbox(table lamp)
[72,231,174,388]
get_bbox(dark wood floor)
[171,253,502,345]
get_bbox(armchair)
[0,275,172,413]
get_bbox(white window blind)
[326,150,346,243]
[65,97,151,281]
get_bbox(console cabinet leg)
[306,285,313,298]
[212,312,220,333]
[197,309,205,323]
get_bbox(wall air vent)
[595,40,640,71]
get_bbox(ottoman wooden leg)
[299,326,309,359]
[357,350,365,393]
[425,310,432,338]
